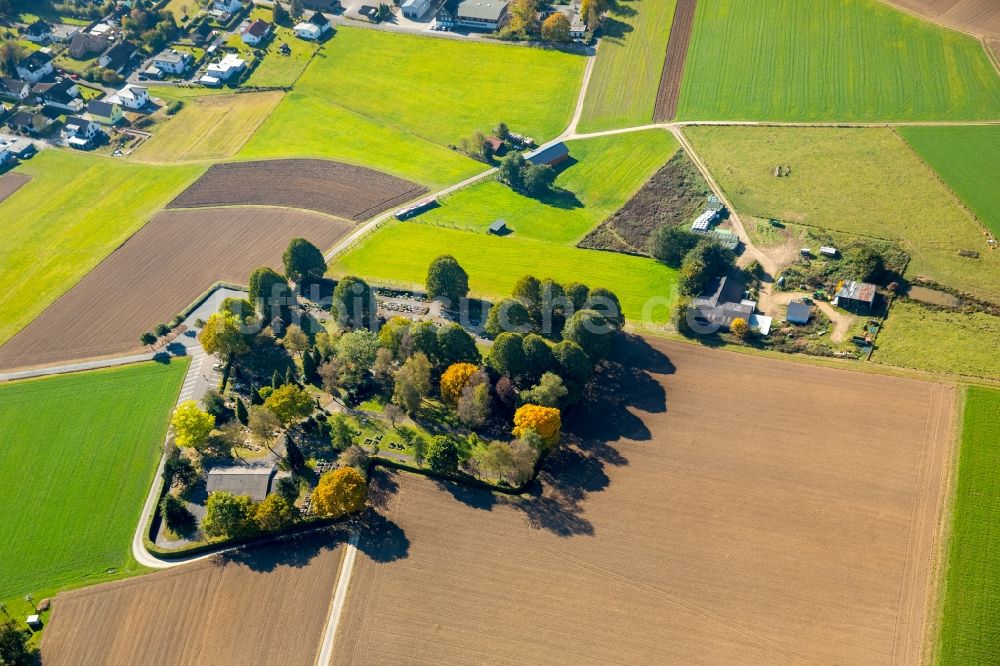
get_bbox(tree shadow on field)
[436,479,497,511]
[351,470,410,563]
[599,17,633,43]
[214,528,349,573]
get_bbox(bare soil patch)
[878,0,1000,40]
[0,172,30,203]
[168,159,427,221]
[578,150,709,254]
[41,532,345,666]
[653,0,698,121]
[335,339,954,664]
[0,208,352,370]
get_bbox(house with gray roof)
[454,0,510,30]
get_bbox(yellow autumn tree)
[513,404,561,448]
[171,400,215,449]
[729,317,749,339]
[311,467,368,518]
[440,362,478,405]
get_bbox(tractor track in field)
[653,0,698,122]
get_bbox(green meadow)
[677,0,1000,121]
[241,27,585,186]
[684,125,1000,301]
[0,151,202,347]
[578,0,677,131]
[0,361,188,601]
[899,126,1000,238]
[938,386,1000,664]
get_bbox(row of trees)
[500,0,576,42]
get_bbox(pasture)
[899,125,1000,237]
[240,26,583,185]
[0,151,202,348]
[332,223,678,325]
[41,532,346,665]
[676,0,1000,121]
[0,208,352,370]
[873,300,1000,379]
[683,125,1000,300]
[938,386,1000,665]
[137,90,284,163]
[334,340,954,664]
[0,361,188,601]
[230,6,319,88]
[417,130,678,243]
[578,0,677,131]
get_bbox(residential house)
[8,139,37,159]
[112,84,149,110]
[23,20,53,43]
[402,0,432,19]
[241,19,272,46]
[1,78,31,101]
[833,281,877,314]
[50,24,81,43]
[200,54,245,86]
[526,141,569,167]
[688,272,754,333]
[67,32,112,59]
[15,51,55,84]
[454,0,510,30]
[86,99,124,125]
[63,115,101,148]
[6,110,52,135]
[31,77,84,113]
[98,41,138,73]
[294,12,332,40]
[786,301,811,325]
[213,0,243,13]
[151,50,192,76]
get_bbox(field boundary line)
[652,0,698,122]
[317,532,360,665]
[874,0,998,41]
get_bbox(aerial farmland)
[0,0,998,663]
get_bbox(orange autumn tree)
[512,404,561,448]
[440,362,478,405]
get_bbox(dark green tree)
[522,163,556,196]
[302,348,318,384]
[332,276,376,329]
[426,435,460,474]
[0,620,33,666]
[585,287,625,329]
[485,298,532,337]
[425,255,470,308]
[564,282,589,312]
[487,332,527,381]
[648,225,701,267]
[282,237,327,284]
[235,397,249,425]
[436,323,480,367]
[248,267,290,321]
[521,333,555,383]
[497,152,527,189]
[563,309,614,360]
[160,494,196,535]
[553,340,592,389]
[407,321,440,360]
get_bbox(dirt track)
[0,172,30,203]
[335,339,954,664]
[0,208,352,371]
[878,0,1000,40]
[168,159,427,221]
[41,533,345,666]
[653,0,698,122]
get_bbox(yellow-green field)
[0,151,202,347]
[684,125,1000,301]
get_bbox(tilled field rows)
[653,0,698,122]
[168,159,428,221]
[334,340,955,665]
[879,0,1000,40]
[0,208,352,370]
[41,533,346,666]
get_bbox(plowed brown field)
[0,172,29,203]
[880,0,1000,39]
[335,340,954,665]
[168,159,427,221]
[41,533,346,666]
[653,0,698,122]
[0,208,351,370]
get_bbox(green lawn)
[578,0,677,131]
[333,223,677,325]
[418,130,679,243]
[684,126,1000,301]
[0,360,188,601]
[873,300,1000,379]
[938,386,1000,664]
[0,151,203,346]
[899,126,1000,238]
[227,6,319,88]
[676,0,1000,121]
[240,26,585,185]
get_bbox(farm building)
[787,301,811,325]
[454,0,510,30]
[205,465,277,501]
[834,280,877,314]
[241,19,273,45]
[488,219,509,235]
[402,0,432,19]
[485,135,505,155]
[527,141,569,167]
[689,273,754,332]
